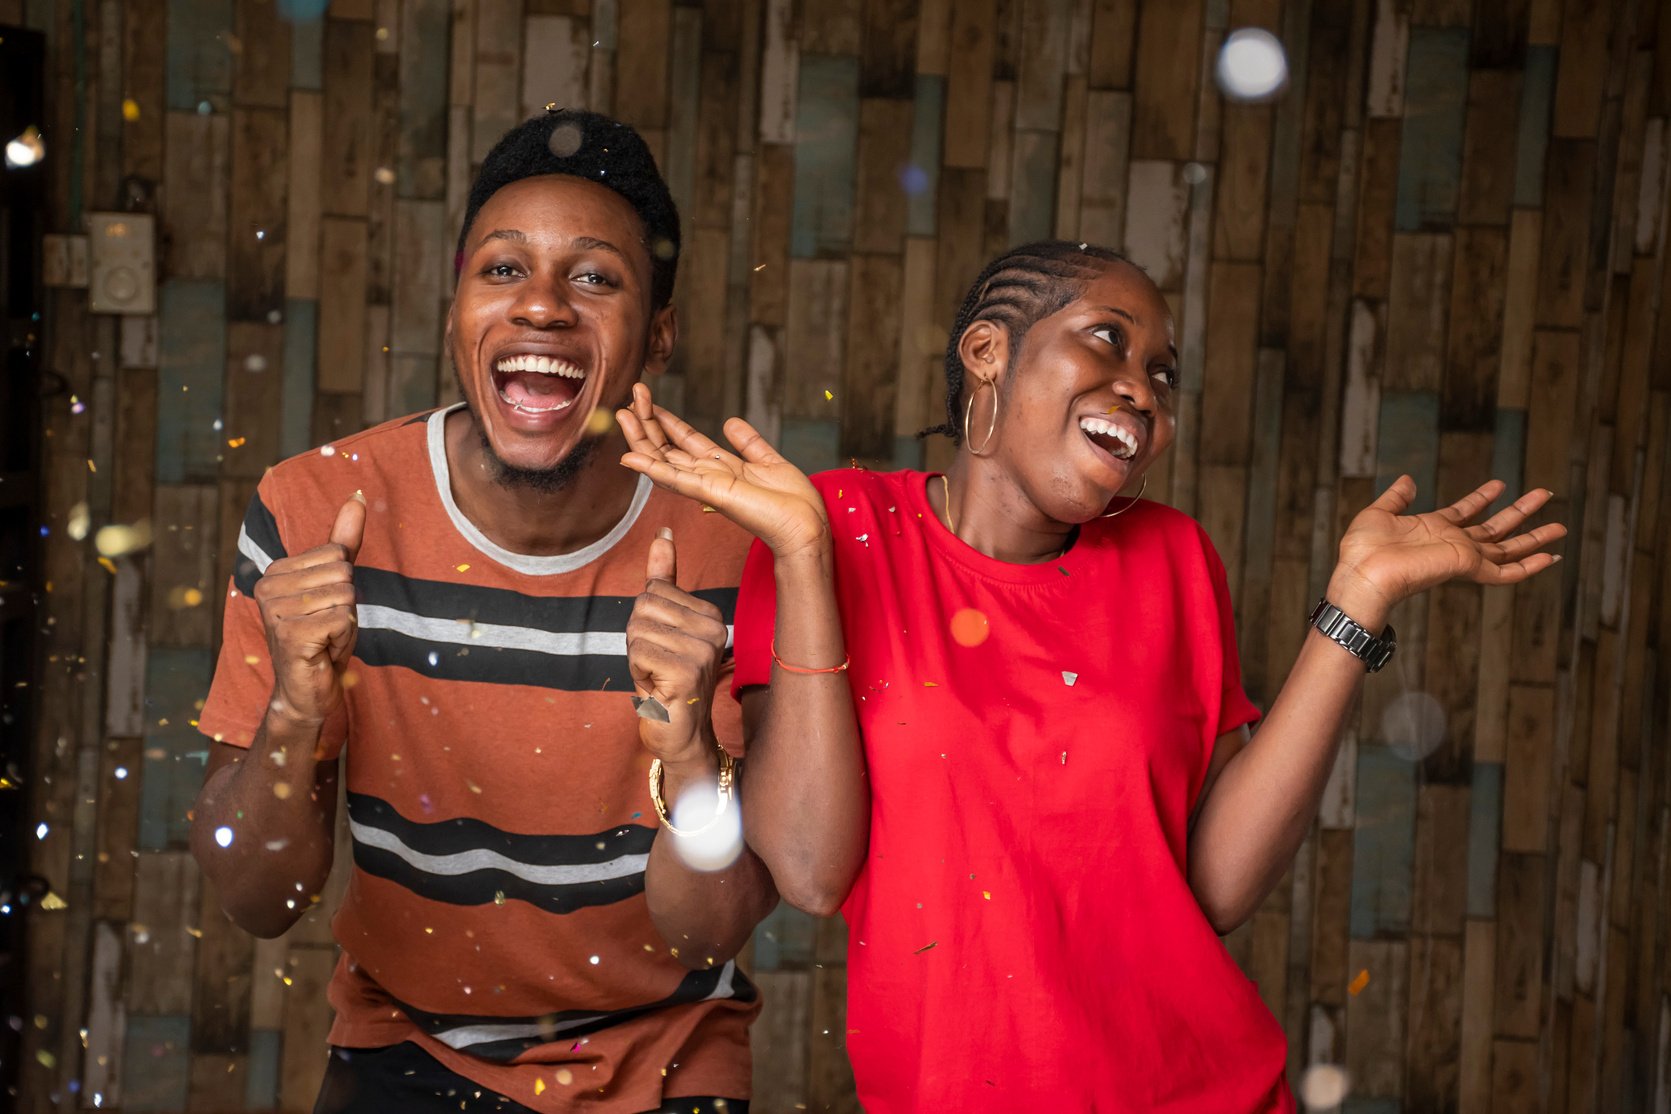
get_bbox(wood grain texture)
[25,4,1671,1111]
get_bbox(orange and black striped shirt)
[198,407,758,1110]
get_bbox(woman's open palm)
[1337,475,1566,608]
[618,384,829,558]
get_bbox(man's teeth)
[1079,416,1138,459]
[494,354,584,378]
[501,393,574,414]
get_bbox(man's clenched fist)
[254,492,366,728]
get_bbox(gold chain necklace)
[938,473,1069,562]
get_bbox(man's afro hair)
[457,109,681,310]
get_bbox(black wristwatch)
[1308,598,1396,673]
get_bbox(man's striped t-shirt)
[198,406,759,1110]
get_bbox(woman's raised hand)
[618,383,829,559]
[1332,476,1566,612]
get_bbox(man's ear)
[955,319,1010,390]
[643,303,679,378]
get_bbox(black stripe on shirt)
[232,490,288,595]
[388,963,759,1062]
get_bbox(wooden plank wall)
[9,0,1671,1110]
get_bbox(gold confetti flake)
[535,1079,546,1095]
[227,437,246,448]
[122,98,141,122]
[97,557,118,575]
[824,389,834,401]
[1348,968,1370,996]
[456,563,470,572]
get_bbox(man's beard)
[456,358,599,494]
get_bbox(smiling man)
[189,111,774,1113]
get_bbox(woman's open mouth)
[1079,414,1140,463]
[492,354,585,415]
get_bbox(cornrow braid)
[922,240,1135,443]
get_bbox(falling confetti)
[535,1079,546,1095]
[585,406,615,435]
[1298,1064,1351,1109]
[913,941,937,954]
[67,502,89,541]
[548,121,584,157]
[455,563,470,572]
[949,608,989,648]
[555,1069,574,1086]
[373,166,395,185]
[1062,671,1078,686]
[34,822,48,840]
[122,98,141,122]
[214,826,234,848]
[95,520,153,557]
[1347,968,1370,996]
[824,389,834,401]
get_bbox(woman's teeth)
[1079,416,1138,459]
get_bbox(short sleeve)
[728,538,777,700]
[1202,533,1262,737]
[196,477,348,758]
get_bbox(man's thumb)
[646,526,676,585]
[331,491,367,561]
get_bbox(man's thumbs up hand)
[255,491,366,728]
[626,527,730,765]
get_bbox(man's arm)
[191,725,338,938]
[191,493,365,937]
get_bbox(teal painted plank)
[139,648,215,851]
[1343,1100,1402,1114]
[281,299,318,458]
[1489,407,1526,516]
[778,417,843,475]
[1374,392,1440,514]
[892,434,925,471]
[246,1028,282,1108]
[157,280,228,484]
[1394,29,1470,231]
[906,75,945,237]
[122,1015,193,1111]
[1468,761,1503,918]
[397,0,450,199]
[790,56,861,258]
[1349,744,1418,938]
[752,902,817,970]
[167,0,236,111]
[1513,46,1556,207]
[289,5,325,90]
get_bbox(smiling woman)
[617,239,1566,1113]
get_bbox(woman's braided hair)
[923,240,1136,443]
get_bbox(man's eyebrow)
[1093,305,1178,360]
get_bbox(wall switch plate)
[87,212,157,315]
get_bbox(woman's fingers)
[1482,523,1568,565]
[620,451,739,506]
[1474,550,1560,585]
[649,403,728,460]
[1368,474,1417,515]
[724,417,788,466]
[1467,487,1554,540]
[1436,480,1504,527]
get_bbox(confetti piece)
[950,608,989,647]
[914,940,937,954]
[535,1079,546,1095]
[1062,671,1078,686]
[556,1069,574,1086]
[982,891,991,900]
[494,891,506,905]
[86,459,96,473]
[272,783,291,800]
[39,891,67,911]
[824,389,834,401]
[97,557,118,575]
[227,437,246,448]
[122,98,140,122]
[456,563,470,572]
[923,681,938,687]
[1348,968,1370,996]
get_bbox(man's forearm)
[644,749,777,968]
[190,709,338,938]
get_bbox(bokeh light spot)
[1216,28,1289,102]
[950,608,990,647]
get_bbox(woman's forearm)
[1187,568,1393,932]
[740,543,869,915]
[190,708,338,938]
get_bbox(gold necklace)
[939,473,1070,562]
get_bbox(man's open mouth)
[492,354,585,414]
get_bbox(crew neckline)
[427,404,652,576]
[903,470,1104,587]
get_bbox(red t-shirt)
[732,469,1295,1113]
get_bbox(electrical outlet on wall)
[87,212,157,315]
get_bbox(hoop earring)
[1099,475,1148,519]
[962,378,999,457]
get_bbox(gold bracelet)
[648,747,736,836]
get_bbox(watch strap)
[1308,598,1396,673]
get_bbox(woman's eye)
[484,263,520,278]
[1093,325,1125,350]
